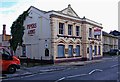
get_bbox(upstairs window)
[94,35,97,39]
[76,26,80,36]
[59,23,64,34]
[89,28,92,37]
[68,24,73,35]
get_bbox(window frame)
[76,26,80,36]
[59,22,64,35]
[68,24,73,35]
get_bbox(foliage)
[10,10,28,52]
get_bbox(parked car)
[0,47,20,73]
[109,49,120,55]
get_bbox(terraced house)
[18,5,103,63]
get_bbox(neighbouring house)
[102,31,118,54]
[0,24,11,47]
[17,5,103,63]
[109,30,120,49]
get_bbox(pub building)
[17,4,103,63]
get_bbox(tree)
[10,10,28,52]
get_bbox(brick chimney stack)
[3,24,6,35]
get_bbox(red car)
[0,47,20,73]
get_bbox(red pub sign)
[94,27,101,35]
[27,23,36,36]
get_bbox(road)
[3,56,119,82]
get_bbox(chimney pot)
[3,24,6,35]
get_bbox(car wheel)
[8,65,16,74]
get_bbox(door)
[89,45,92,60]
[0,48,12,71]
[68,45,73,57]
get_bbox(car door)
[1,48,12,71]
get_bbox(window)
[94,45,97,55]
[0,48,11,60]
[58,45,65,57]
[98,46,101,55]
[45,48,49,56]
[22,45,26,56]
[76,45,80,56]
[68,45,73,57]
[76,26,80,36]
[68,24,73,35]
[98,35,101,39]
[89,28,92,37]
[59,23,64,34]
[94,35,97,39]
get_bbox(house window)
[94,35,97,39]
[76,26,80,36]
[45,48,49,56]
[76,45,80,56]
[89,28,92,37]
[98,35,101,39]
[57,44,65,57]
[68,45,73,57]
[68,24,73,35]
[59,23,64,34]
[94,45,97,55]
[22,45,26,56]
[98,46,101,55]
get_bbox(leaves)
[10,10,28,52]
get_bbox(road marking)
[55,74,87,82]
[55,77,65,82]
[88,69,103,75]
[110,64,118,68]
[66,74,87,78]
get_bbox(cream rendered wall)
[85,23,103,59]
[50,17,82,60]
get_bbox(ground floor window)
[68,45,73,57]
[94,45,97,55]
[57,44,65,57]
[45,48,49,56]
[98,46,101,55]
[76,45,80,56]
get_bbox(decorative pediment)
[60,4,79,18]
[68,40,75,44]
[58,39,66,44]
[76,40,81,44]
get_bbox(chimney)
[68,4,71,8]
[3,24,6,35]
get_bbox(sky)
[0,0,119,34]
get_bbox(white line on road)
[110,64,118,68]
[55,74,87,82]
[55,77,65,82]
[66,74,87,78]
[88,69,103,75]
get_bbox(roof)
[28,5,102,28]
[29,6,47,14]
[59,4,80,18]
[102,31,118,38]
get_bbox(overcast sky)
[0,0,119,34]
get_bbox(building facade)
[18,5,103,63]
[102,31,118,53]
[0,24,11,47]
[109,30,120,49]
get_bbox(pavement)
[0,56,115,80]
